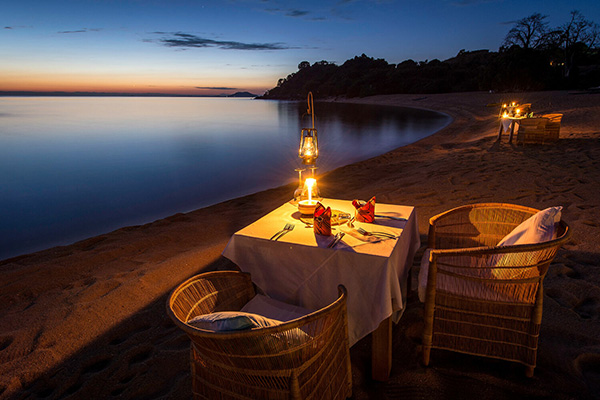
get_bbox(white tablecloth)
[222,198,420,345]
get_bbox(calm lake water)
[0,97,450,260]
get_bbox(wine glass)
[293,168,305,203]
[308,166,322,200]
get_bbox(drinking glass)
[308,166,322,199]
[293,168,305,202]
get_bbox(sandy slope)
[1,90,599,399]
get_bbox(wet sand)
[1,90,599,399]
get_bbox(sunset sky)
[2,0,600,96]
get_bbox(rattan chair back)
[167,271,352,399]
[541,113,563,141]
[422,203,571,377]
[517,117,548,144]
[517,113,563,144]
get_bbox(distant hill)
[227,91,258,98]
[260,50,600,100]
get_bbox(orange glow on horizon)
[0,71,270,96]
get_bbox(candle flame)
[305,178,316,202]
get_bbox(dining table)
[498,115,527,143]
[222,197,420,381]
[498,104,530,143]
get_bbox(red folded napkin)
[353,196,375,223]
[313,202,332,236]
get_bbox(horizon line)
[0,90,260,98]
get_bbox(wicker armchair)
[421,203,571,377]
[517,113,562,144]
[167,271,352,399]
[541,113,563,141]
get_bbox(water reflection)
[0,97,450,260]
[279,100,449,173]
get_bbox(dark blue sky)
[3,0,600,95]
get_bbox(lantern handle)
[307,92,315,130]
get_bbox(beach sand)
[1,90,599,399]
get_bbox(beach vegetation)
[261,10,600,99]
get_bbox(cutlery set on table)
[268,197,406,248]
[269,223,294,241]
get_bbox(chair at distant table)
[167,271,352,400]
[517,113,563,144]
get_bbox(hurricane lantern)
[299,128,318,165]
[299,92,319,165]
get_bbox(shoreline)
[1,90,599,399]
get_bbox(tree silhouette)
[298,61,310,70]
[560,10,600,79]
[503,13,549,49]
[260,10,599,99]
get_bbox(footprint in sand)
[582,220,600,227]
[545,287,578,309]
[82,355,112,375]
[75,279,122,303]
[573,297,600,320]
[163,332,190,351]
[28,378,56,398]
[574,353,600,392]
[107,372,138,397]
[549,264,580,279]
[0,335,13,352]
[128,346,153,366]
[108,322,152,346]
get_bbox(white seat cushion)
[241,294,313,322]
[187,311,281,331]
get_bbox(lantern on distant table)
[299,92,318,165]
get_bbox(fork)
[356,227,396,239]
[270,223,294,241]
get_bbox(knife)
[375,214,407,221]
[328,232,345,248]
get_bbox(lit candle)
[305,178,316,203]
[298,178,318,214]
